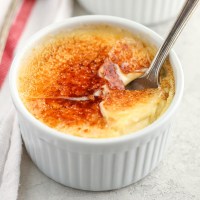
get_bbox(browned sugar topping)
[108,38,151,73]
[18,25,174,135]
[26,97,105,128]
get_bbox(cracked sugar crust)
[18,25,175,138]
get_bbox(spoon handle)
[146,0,199,82]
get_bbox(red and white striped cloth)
[0,0,73,199]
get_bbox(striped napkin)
[0,0,73,199]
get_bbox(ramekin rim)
[9,15,184,145]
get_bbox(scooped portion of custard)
[18,25,175,138]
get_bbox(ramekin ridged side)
[19,113,172,191]
[78,0,185,25]
[9,16,184,191]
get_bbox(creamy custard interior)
[18,25,175,138]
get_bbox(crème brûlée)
[18,25,175,138]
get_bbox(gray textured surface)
[18,1,200,200]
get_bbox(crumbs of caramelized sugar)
[18,25,175,138]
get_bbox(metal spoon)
[126,0,199,90]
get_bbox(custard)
[18,25,175,138]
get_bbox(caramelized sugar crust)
[26,97,105,129]
[108,38,151,73]
[18,25,175,138]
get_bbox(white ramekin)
[9,15,184,191]
[78,0,185,25]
